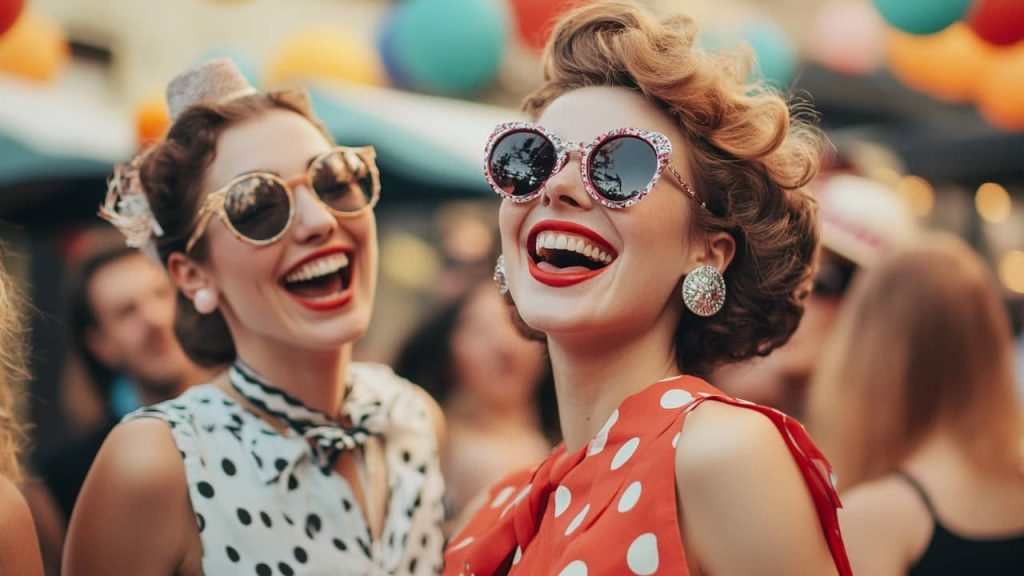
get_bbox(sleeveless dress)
[443,375,851,576]
[126,362,446,576]
[897,472,1024,575]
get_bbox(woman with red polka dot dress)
[444,2,852,575]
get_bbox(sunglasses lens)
[311,149,377,213]
[589,136,659,204]
[487,130,557,198]
[224,175,291,241]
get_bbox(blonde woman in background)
[809,233,1024,575]
[0,252,44,575]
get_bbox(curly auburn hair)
[134,90,333,367]
[520,0,825,377]
[0,251,28,482]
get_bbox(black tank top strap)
[895,470,939,520]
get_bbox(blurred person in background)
[25,241,220,575]
[713,171,919,417]
[0,248,44,575]
[395,279,556,523]
[808,233,1024,575]
[36,242,218,522]
[64,59,445,575]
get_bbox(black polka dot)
[231,413,243,425]
[357,537,372,558]
[342,498,352,512]
[401,450,411,463]
[197,482,215,498]
[421,534,429,547]
[409,558,418,572]
[283,513,294,525]
[260,511,272,528]
[237,508,252,525]
[274,458,288,472]
[255,563,271,576]
[294,547,308,563]
[333,538,348,551]
[253,453,263,468]
[221,458,237,476]
[305,514,322,538]
[287,475,299,491]
[195,513,205,533]
[278,562,294,576]
[226,546,240,562]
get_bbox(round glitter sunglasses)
[484,122,704,210]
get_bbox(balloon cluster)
[870,0,1024,130]
[0,2,68,83]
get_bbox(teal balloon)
[197,48,261,87]
[698,21,797,89]
[391,0,508,97]
[871,0,972,35]
[741,21,797,89]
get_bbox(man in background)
[27,239,219,574]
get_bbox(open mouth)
[531,230,615,272]
[280,250,354,310]
[526,222,617,287]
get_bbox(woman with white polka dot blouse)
[444,2,852,575]
[64,59,445,575]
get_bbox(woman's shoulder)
[92,418,190,495]
[839,475,933,575]
[674,398,850,575]
[352,362,445,434]
[0,474,43,576]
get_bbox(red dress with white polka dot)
[443,376,852,576]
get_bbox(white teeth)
[284,253,350,283]
[533,231,615,266]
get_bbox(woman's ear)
[167,252,213,301]
[690,231,736,274]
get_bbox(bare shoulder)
[64,418,195,575]
[676,401,838,576]
[88,418,188,493]
[0,474,43,576]
[839,475,932,576]
[675,400,786,475]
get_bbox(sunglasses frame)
[484,122,704,210]
[185,146,381,253]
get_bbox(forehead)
[537,86,683,144]
[204,108,332,192]
[88,254,168,309]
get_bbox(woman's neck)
[234,339,352,416]
[549,321,680,453]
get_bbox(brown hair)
[0,251,28,482]
[808,233,1023,489]
[135,90,332,367]
[519,0,825,376]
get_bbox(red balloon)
[0,0,26,36]
[508,0,589,50]
[968,0,1024,46]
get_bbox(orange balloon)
[886,23,999,103]
[135,92,171,149]
[977,47,1024,131]
[0,8,68,83]
[266,27,384,88]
